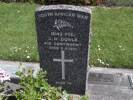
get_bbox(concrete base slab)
[87,67,133,100]
[0,60,40,77]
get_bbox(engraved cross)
[53,50,73,80]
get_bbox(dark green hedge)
[1,0,133,6]
[44,0,89,5]
[0,0,96,5]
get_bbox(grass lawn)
[0,3,133,68]
[0,3,39,62]
[90,7,133,68]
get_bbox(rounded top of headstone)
[36,5,91,14]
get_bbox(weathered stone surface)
[35,5,91,94]
[0,60,40,77]
[3,82,22,95]
[87,67,133,100]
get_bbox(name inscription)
[44,31,81,51]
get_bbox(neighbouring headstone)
[128,75,133,89]
[35,5,91,94]
[87,68,133,100]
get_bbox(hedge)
[0,0,97,5]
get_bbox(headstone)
[35,5,91,94]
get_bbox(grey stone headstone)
[35,5,91,94]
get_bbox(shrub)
[0,66,89,100]
[14,70,63,100]
[14,69,89,100]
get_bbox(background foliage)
[1,0,133,6]
[0,0,95,5]
[105,0,133,6]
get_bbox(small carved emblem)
[53,19,73,31]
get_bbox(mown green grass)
[90,7,133,68]
[0,3,39,62]
[0,3,133,68]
